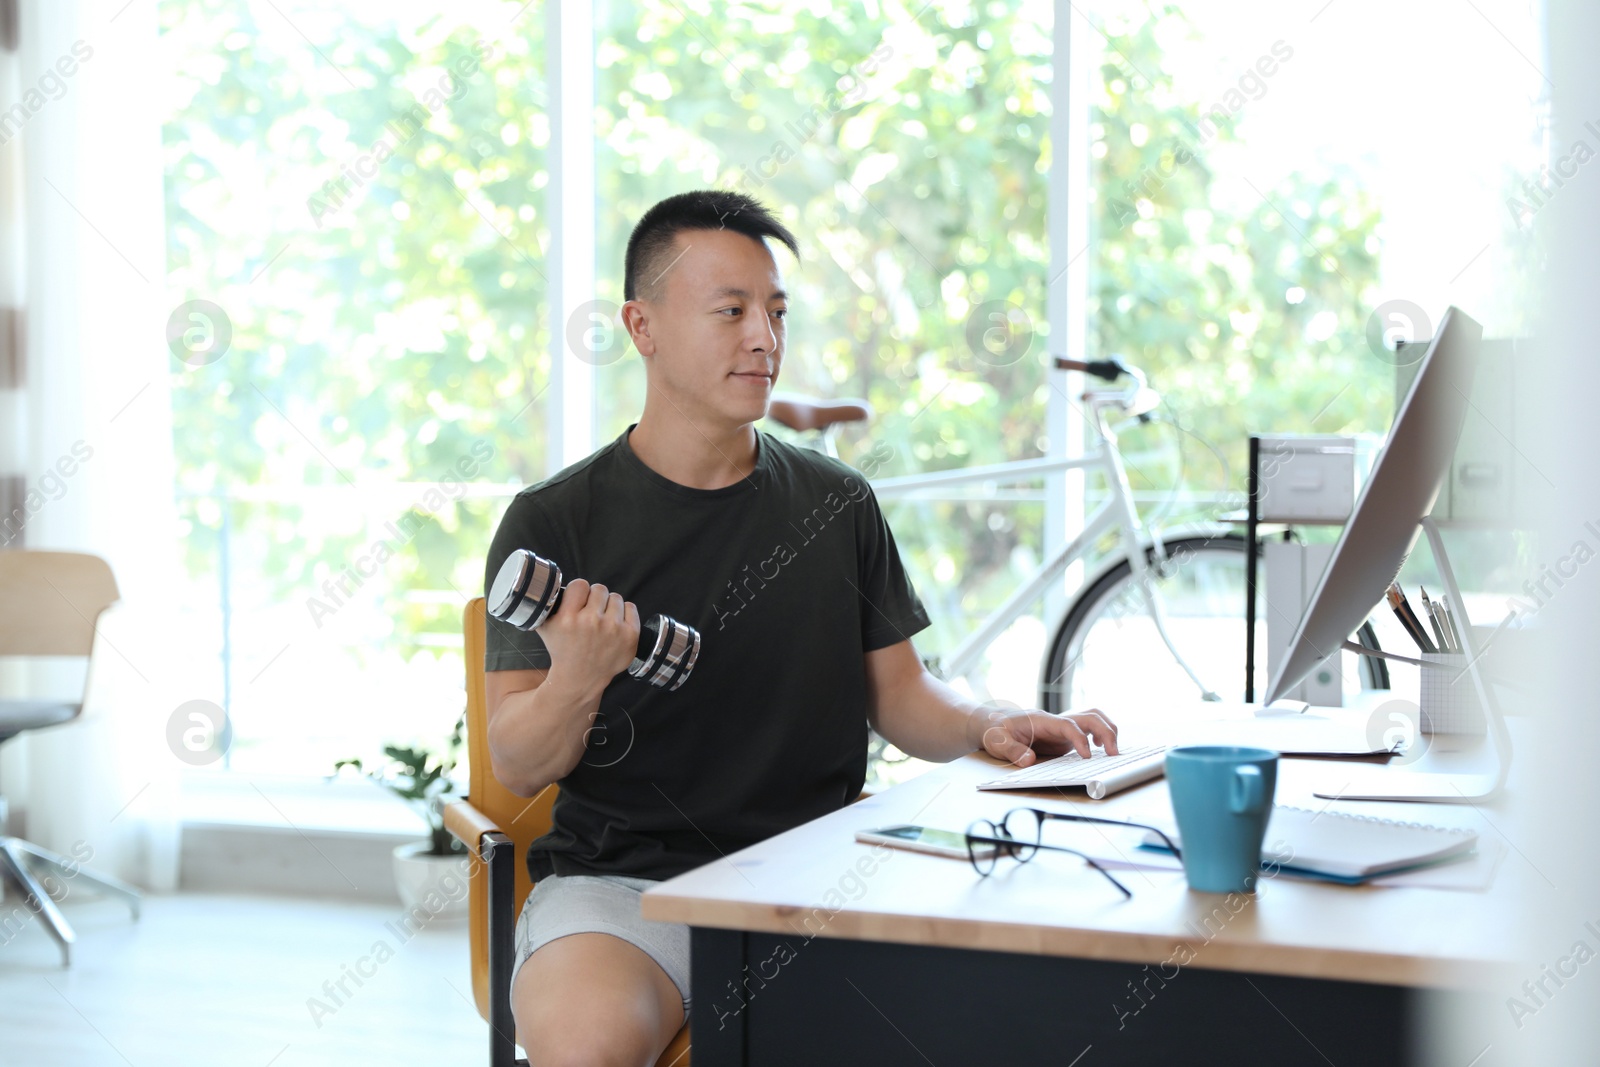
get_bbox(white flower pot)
[391,840,472,924]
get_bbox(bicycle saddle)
[766,395,873,432]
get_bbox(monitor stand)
[1311,516,1513,803]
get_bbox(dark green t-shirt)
[483,424,931,882]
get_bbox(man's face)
[624,228,787,430]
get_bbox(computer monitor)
[1265,306,1483,703]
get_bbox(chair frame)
[444,800,525,1067]
[0,550,141,966]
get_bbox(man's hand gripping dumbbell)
[487,548,700,691]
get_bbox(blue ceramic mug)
[1165,746,1278,893]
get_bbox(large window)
[161,0,1545,781]
[163,1,549,774]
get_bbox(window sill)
[181,770,434,838]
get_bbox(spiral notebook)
[1141,805,1479,883]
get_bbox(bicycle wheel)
[1040,535,1257,714]
[1040,535,1386,714]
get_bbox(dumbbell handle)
[541,579,669,671]
[487,548,700,690]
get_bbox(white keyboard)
[976,743,1168,800]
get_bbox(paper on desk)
[1366,837,1507,890]
[1054,827,1506,891]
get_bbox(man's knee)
[523,1034,651,1067]
[519,999,668,1067]
[514,932,682,1067]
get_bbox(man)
[483,189,1119,1066]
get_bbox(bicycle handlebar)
[1053,354,1159,420]
[1053,356,1129,382]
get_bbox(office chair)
[0,550,142,966]
[444,598,691,1067]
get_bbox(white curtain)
[1,0,20,517]
[0,0,181,892]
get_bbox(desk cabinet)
[689,926,1464,1067]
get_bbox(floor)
[0,889,490,1066]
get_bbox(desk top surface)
[642,723,1527,990]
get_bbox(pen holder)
[1419,653,1485,736]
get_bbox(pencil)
[1438,595,1464,653]
[1398,585,1440,653]
[1435,603,1458,651]
[1387,584,1436,653]
[1418,587,1451,652]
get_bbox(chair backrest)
[461,597,559,1022]
[0,550,119,659]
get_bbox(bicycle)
[770,356,1261,714]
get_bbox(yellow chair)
[445,598,690,1067]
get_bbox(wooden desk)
[642,743,1522,1066]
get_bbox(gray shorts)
[512,872,692,1016]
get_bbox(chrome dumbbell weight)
[486,548,701,691]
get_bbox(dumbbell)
[487,548,701,691]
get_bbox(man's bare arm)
[485,667,604,797]
[861,639,986,762]
[864,639,1119,766]
[484,580,641,797]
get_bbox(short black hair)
[624,190,800,302]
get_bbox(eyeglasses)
[964,807,1184,899]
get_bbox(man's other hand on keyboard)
[862,639,1121,766]
[975,705,1120,769]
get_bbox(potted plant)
[333,711,471,922]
